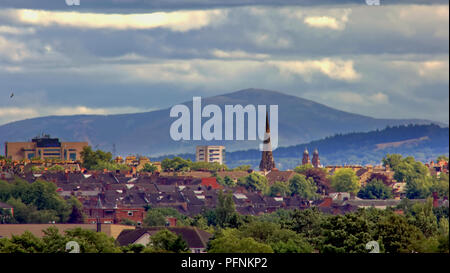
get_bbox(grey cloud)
[0,0,447,11]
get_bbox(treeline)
[0,178,84,224]
[154,124,448,169]
[0,226,190,253]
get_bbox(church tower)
[259,112,276,172]
[302,148,310,165]
[312,148,320,168]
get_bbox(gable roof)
[116,226,212,249]
[265,170,296,185]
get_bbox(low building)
[5,135,88,162]
[116,226,212,253]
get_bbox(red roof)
[201,177,223,190]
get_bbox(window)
[128,211,133,216]
[69,153,77,160]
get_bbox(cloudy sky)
[0,0,448,126]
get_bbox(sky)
[0,0,448,126]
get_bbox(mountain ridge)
[0,88,442,157]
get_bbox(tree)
[80,146,128,171]
[288,174,319,200]
[148,229,189,253]
[207,229,273,253]
[302,168,330,194]
[330,168,360,194]
[320,213,374,253]
[376,214,425,253]
[436,155,449,162]
[406,176,433,199]
[294,163,314,174]
[217,176,236,187]
[431,173,449,198]
[268,181,290,197]
[382,154,403,169]
[232,165,251,171]
[266,229,313,253]
[141,163,157,173]
[409,198,438,238]
[215,191,241,228]
[358,179,393,199]
[238,173,268,193]
[0,231,44,253]
[144,209,168,227]
[64,227,122,253]
[281,208,325,247]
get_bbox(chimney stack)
[432,192,439,208]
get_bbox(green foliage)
[144,209,168,227]
[288,174,319,200]
[238,173,269,193]
[431,173,449,198]
[330,168,360,194]
[358,179,393,199]
[47,165,65,173]
[320,213,374,253]
[143,207,185,227]
[376,214,425,253]
[294,163,314,174]
[141,163,157,173]
[280,208,325,247]
[80,146,129,171]
[0,231,44,253]
[0,227,121,253]
[406,176,434,199]
[0,178,73,224]
[148,229,189,253]
[436,155,449,162]
[268,181,291,197]
[120,219,138,226]
[408,198,439,238]
[215,191,241,228]
[232,165,251,171]
[239,221,313,253]
[207,229,273,253]
[160,157,227,172]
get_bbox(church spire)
[259,111,276,172]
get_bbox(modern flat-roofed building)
[5,134,88,162]
[196,145,225,165]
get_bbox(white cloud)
[0,35,31,61]
[390,59,449,82]
[3,8,227,32]
[301,9,351,30]
[211,49,269,59]
[268,58,360,81]
[0,25,35,35]
[368,92,389,104]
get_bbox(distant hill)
[0,88,441,157]
[152,124,449,170]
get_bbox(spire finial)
[265,111,270,133]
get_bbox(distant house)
[265,170,296,185]
[201,177,223,190]
[116,227,212,253]
[0,202,14,216]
